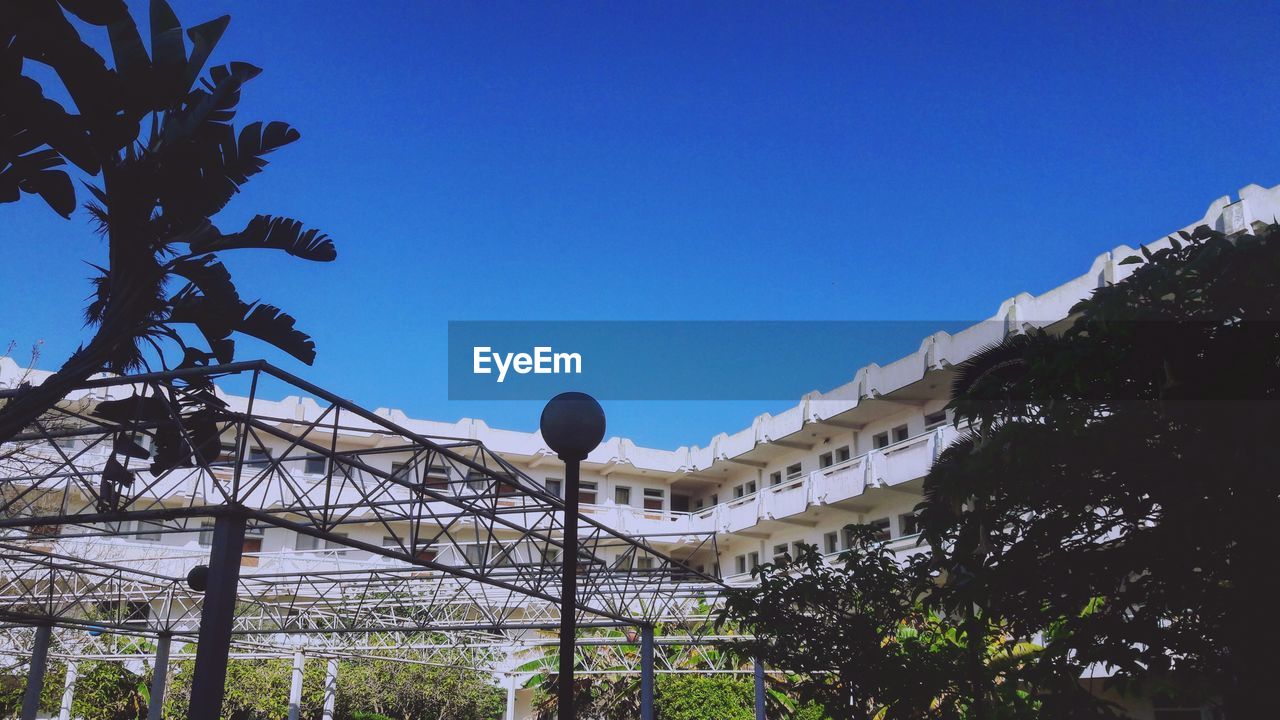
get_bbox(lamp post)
[539,392,605,720]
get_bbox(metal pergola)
[0,361,743,720]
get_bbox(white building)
[4,182,1276,719]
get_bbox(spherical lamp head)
[187,564,209,592]
[539,392,606,460]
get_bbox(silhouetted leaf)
[180,15,230,97]
[113,434,151,459]
[237,303,316,364]
[167,293,240,344]
[171,254,240,309]
[94,394,170,424]
[57,0,129,26]
[149,0,186,106]
[19,167,75,217]
[106,11,152,113]
[103,456,135,487]
[190,214,335,261]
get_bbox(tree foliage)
[161,656,502,720]
[0,0,335,448]
[919,223,1280,717]
[718,529,1042,719]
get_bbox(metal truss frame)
[0,361,730,678]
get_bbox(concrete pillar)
[640,626,655,720]
[505,675,517,720]
[322,658,338,720]
[754,656,766,720]
[147,633,172,720]
[58,660,77,720]
[21,624,53,720]
[287,650,306,720]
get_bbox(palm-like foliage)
[0,0,335,449]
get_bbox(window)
[899,512,920,536]
[391,462,412,480]
[872,432,889,449]
[304,456,327,475]
[748,551,759,570]
[545,478,562,498]
[823,531,839,554]
[544,547,560,564]
[53,436,77,451]
[198,522,216,546]
[786,463,802,480]
[465,470,488,492]
[381,536,400,549]
[843,525,858,549]
[424,464,450,490]
[710,493,718,505]
[924,411,947,429]
[643,488,664,511]
[694,498,704,510]
[735,555,747,574]
[835,446,851,463]
[769,470,783,486]
[134,521,162,541]
[772,543,789,563]
[465,544,485,565]
[746,481,757,494]
[892,425,909,443]
[818,452,833,468]
[792,541,806,559]
[614,486,632,506]
[734,484,745,499]
[295,533,319,551]
[326,533,348,556]
[247,446,271,468]
[220,442,238,462]
[494,472,519,496]
[636,557,654,570]
[579,481,598,504]
[869,518,891,543]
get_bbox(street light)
[539,392,605,720]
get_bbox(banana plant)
[0,1,336,471]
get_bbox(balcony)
[565,426,957,539]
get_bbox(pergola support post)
[322,658,339,720]
[288,650,306,720]
[21,623,52,720]
[58,660,77,720]
[188,512,247,720]
[505,674,517,720]
[147,632,171,720]
[754,656,766,720]
[640,625,655,720]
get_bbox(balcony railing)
[567,426,957,537]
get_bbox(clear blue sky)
[3,1,1279,449]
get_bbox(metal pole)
[188,512,247,720]
[58,660,77,720]
[287,650,306,720]
[21,623,52,720]
[322,658,338,720]
[557,455,581,720]
[505,674,517,720]
[754,656,766,720]
[640,625,655,720]
[147,633,172,720]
